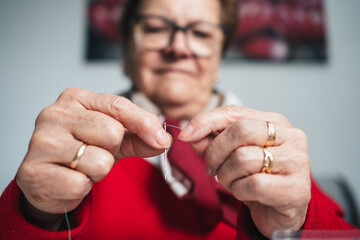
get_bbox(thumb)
[115,131,169,160]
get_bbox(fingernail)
[206,165,213,176]
[156,129,171,147]
[167,133,173,146]
[178,124,194,140]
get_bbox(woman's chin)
[155,94,190,107]
[151,84,192,105]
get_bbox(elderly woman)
[0,0,355,239]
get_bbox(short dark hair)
[119,0,239,58]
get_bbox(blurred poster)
[85,0,327,62]
[85,0,126,61]
[230,0,327,62]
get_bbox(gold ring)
[70,143,87,169]
[261,148,273,174]
[265,121,276,147]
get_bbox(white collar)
[128,91,243,197]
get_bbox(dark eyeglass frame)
[130,14,227,56]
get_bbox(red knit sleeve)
[302,178,356,230]
[0,179,92,240]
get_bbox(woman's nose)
[164,30,192,58]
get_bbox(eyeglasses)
[131,14,226,57]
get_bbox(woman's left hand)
[178,105,311,238]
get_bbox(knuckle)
[16,162,38,185]
[59,87,83,100]
[36,106,58,125]
[283,209,299,221]
[224,156,239,171]
[225,148,248,172]
[297,151,310,166]
[294,128,307,141]
[287,147,309,167]
[232,119,253,139]
[266,111,291,126]
[36,104,73,127]
[92,154,114,181]
[272,112,289,124]
[293,183,311,206]
[246,174,267,195]
[108,96,129,114]
[230,177,258,201]
[229,180,240,198]
[287,176,311,204]
[292,128,308,151]
[220,105,244,124]
[142,114,158,130]
[102,122,124,149]
[233,147,252,163]
[69,175,91,199]
[223,105,244,115]
[30,131,58,151]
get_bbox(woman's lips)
[156,68,195,76]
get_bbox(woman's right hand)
[16,88,171,216]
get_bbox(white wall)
[1,0,359,217]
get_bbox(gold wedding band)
[261,148,273,174]
[70,143,87,169]
[265,121,276,147]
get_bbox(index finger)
[178,105,290,142]
[61,88,170,149]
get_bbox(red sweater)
[0,157,356,239]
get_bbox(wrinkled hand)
[179,105,311,238]
[16,88,170,215]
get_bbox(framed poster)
[229,0,327,62]
[85,0,127,61]
[85,0,327,62]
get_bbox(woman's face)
[127,0,223,120]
